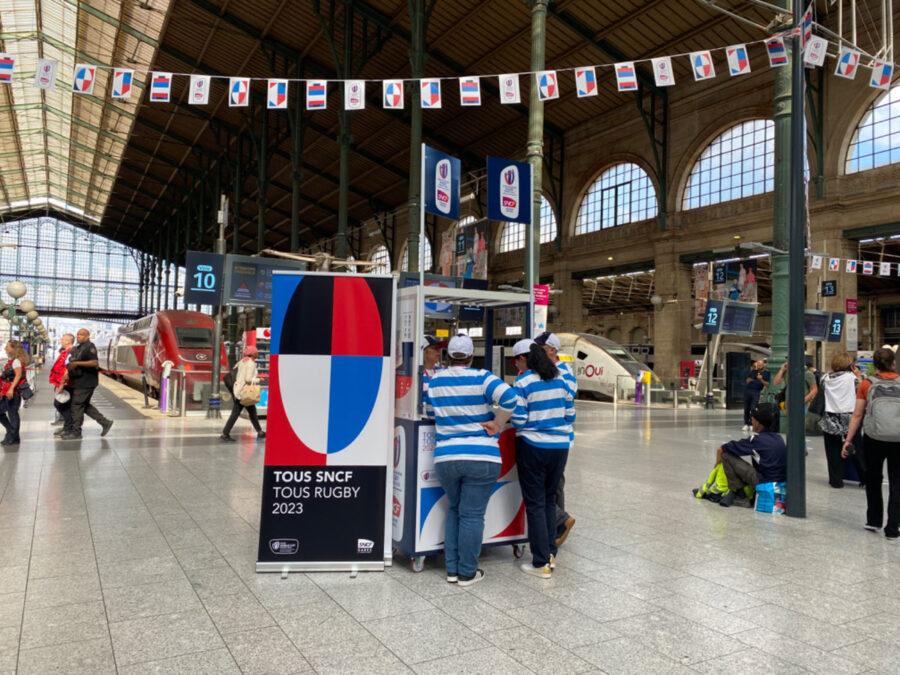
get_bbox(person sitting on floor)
[693,403,787,508]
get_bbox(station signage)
[827,313,845,342]
[822,280,837,297]
[423,145,460,221]
[701,299,724,334]
[221,254,308,308]
[487,156,532,224]
[184,251,224,306]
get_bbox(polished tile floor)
[1,378,898,674]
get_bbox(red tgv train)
[103,310,228,401]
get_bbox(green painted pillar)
[526,0,549,293]
[257,106,268,254]
[770,4,791,382]
[336,1,354,262]
[406,0,426,273]
[291,104,303,254]
[233,135,243,254]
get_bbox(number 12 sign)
[184,251,225,306]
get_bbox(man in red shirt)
[49,333,74,437]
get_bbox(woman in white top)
[818,351,863,488]
[220,345,265,442]
[0,340,29,446]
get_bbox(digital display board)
[721,301,757,336]
[803,310,830,341]
[701,299,724,334]
[184,251,224,306]
[223,254,308,307]
[827,312,845,343]
[822,280,837,297]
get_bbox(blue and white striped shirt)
[557,360,578,394]
[511,370,575,450]
[424,366,517,463]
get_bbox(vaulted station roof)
[0,0,172,224]
[0,1,890,253]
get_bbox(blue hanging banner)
[487,156,532,224]
[423,145,460,221]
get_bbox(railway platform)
[0,376,898,674]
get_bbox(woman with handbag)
[819,352,864,488]
[0,340,30,446]
[220,345,265,442]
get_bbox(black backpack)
[223,366,237,393]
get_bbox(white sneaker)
[550,554,556,570]
[520,563,552,579]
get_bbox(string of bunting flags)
[808,255,900,277]
[0,12,895,111]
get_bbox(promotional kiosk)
[392,283,532,572]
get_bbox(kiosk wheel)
[410,556,426,573]
[512,544,526,559]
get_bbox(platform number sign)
[822,280,837,297]
[702,299,724,334]
[827,313,845,343]
[184,251,224,306]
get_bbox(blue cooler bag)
[755,482,787,513]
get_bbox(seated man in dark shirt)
[717,403,787,508]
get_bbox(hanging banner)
[421,78,441,109]
[189,75,211,105]
[344,79,365,110]
[256,272,395,572]
[710,259,758,303]
[498,73,520,104]
[34,58,58,89]
[0,54,15,83]
[533,284,549,335]
[423,145,460,221]
[72,64,97,95]
[111,68,134,99]
[487,156,531,224]
[835,47,861,79]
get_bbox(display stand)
[392,285,532,572]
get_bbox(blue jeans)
[434,459,501,578]
[516,437,569,567]
[743,388,761,425]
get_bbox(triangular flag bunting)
[459,76,481,106]
[651,57,675,87]
[499,74,520,104]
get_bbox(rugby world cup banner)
[486,156,532,224]
[257,272,395,572]
[423,145,460,222]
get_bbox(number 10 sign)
[184,251,225,306]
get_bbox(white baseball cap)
[512,339,535,357]
[535,331,561,350]
[447,334,474,358]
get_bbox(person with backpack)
[843,348,899,540]
[510,339,575,579]
[220,345,265,442]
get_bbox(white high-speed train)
[556,333,661,400]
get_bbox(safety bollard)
[141,372,152,409]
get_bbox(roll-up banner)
[256,272,396,572]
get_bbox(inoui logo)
[435,159,452,214]
[499,165,519,220]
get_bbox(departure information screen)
[721,302,756,336]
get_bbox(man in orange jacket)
[48,333,74,437]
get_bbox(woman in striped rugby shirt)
[510,339,576,579]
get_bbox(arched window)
[370,244,391,274]
[401,237,433,272]
[683,119,774,210]
[847,85,900,173]
[499,196,559,252]
[576,163,658,234]
[458,216,476,228]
